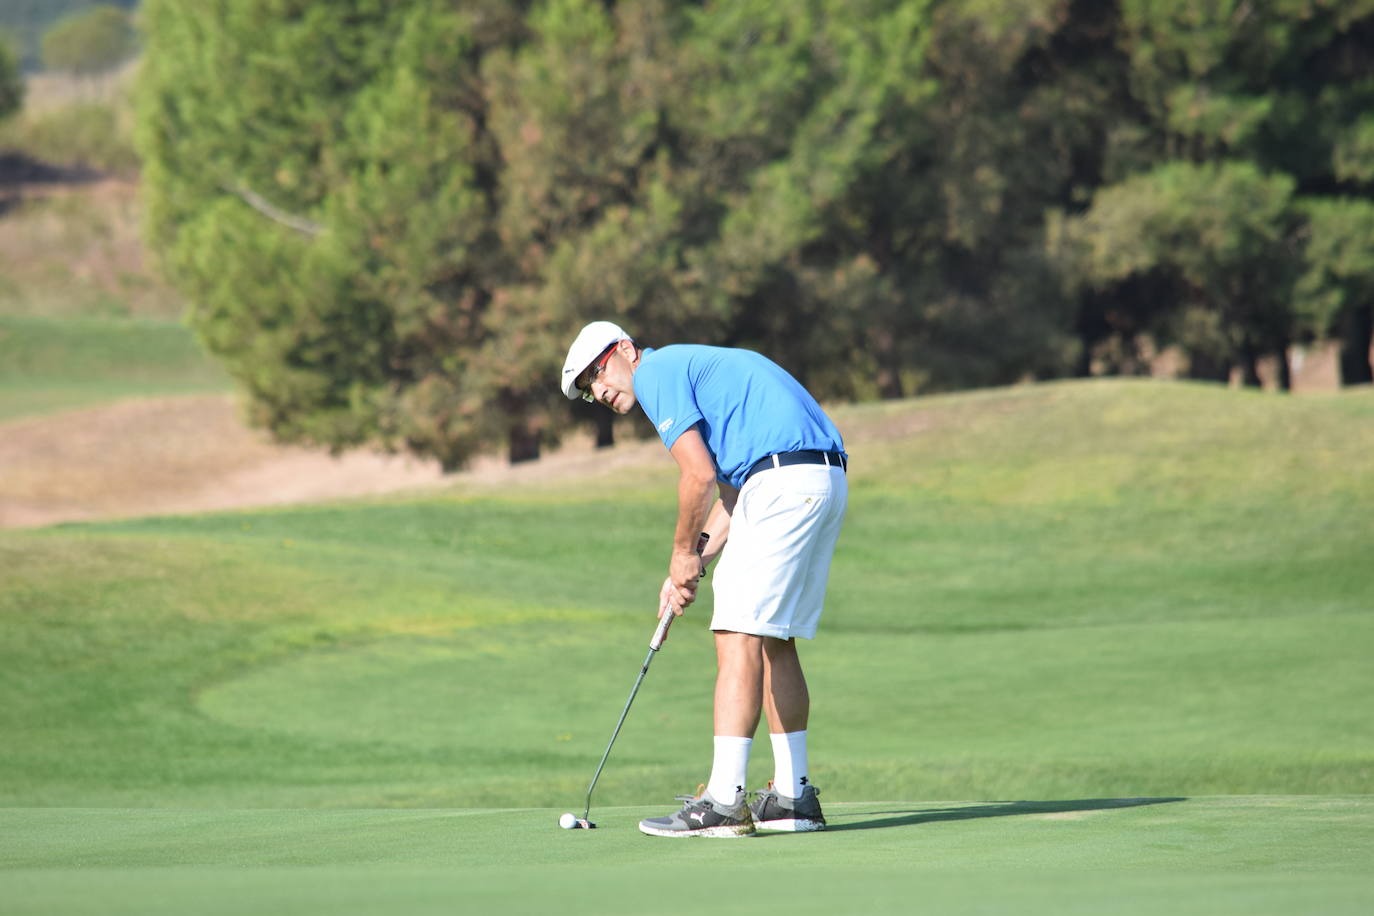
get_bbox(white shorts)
[708,463,847,640]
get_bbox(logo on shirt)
[658,417,674,433]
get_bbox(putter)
[579,533,709,828]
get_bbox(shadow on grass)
[826,797,1187,832]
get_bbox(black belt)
[745,450,847,482]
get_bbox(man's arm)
[699,483,737,569]
[658,431,737,617]
[667,427,716,603]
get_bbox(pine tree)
[138,0,516,469]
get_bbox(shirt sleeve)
[635,354,704,450]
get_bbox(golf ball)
[559,812,577,830]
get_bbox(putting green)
[3,797,1370,914]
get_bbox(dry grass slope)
[0,394,448,528]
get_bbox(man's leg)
[762,637,809,733]
[748,636,825,830]
[636,631,760,837]
[713,631,764,735]
[762,638,812,798]
[705,631,763,803]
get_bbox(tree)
[487,0,942,444]
[688,0,940,396]
[138,0,519,470]
[0,1,139,71]
[40,3,136,75]
[790,0,1109,395]
[137,0,1374,473]
[0,31,21,119]
[1053,0,1374,386]
[1295,198,1374,385]
[673,0,1115,399]
[482,0,694,453]
[1050,161,1299,384]
[0,24,21,68]
[140,0,1104,466]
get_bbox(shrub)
[40,4,138,76]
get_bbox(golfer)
[560,321,848,837]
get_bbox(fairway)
[3,381,1372,913]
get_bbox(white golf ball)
[559,812,577,830]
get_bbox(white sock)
[706,736,752,803]
[770,730,810,798]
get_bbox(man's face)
[583,341,637,414]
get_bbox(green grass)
[0,314,227,419]
[2,380,1372,912]
[3,798,1370,915]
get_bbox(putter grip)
[649,606,675,651]
[650,533,710,651]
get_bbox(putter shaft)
[581,534,709,823]
[582,639,660,821]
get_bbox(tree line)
[136,0,1374,469]
[0,2,140,128]
[0,0,138,73]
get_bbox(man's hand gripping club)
[660,537,708,619]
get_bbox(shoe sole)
[753,818,825,832]
[638,822,756,838]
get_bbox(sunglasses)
[578,344,618,402]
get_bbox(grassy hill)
[0,313,227,420]
[0,170,222,422]
[2,379,1371,913]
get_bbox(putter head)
[578,818,596,829]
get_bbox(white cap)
[560,321,630,399]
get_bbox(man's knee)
[714,630,763,664]
[762,636,797,658]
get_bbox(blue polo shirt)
[633,345,846,488]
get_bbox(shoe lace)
[672,783,709,805]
